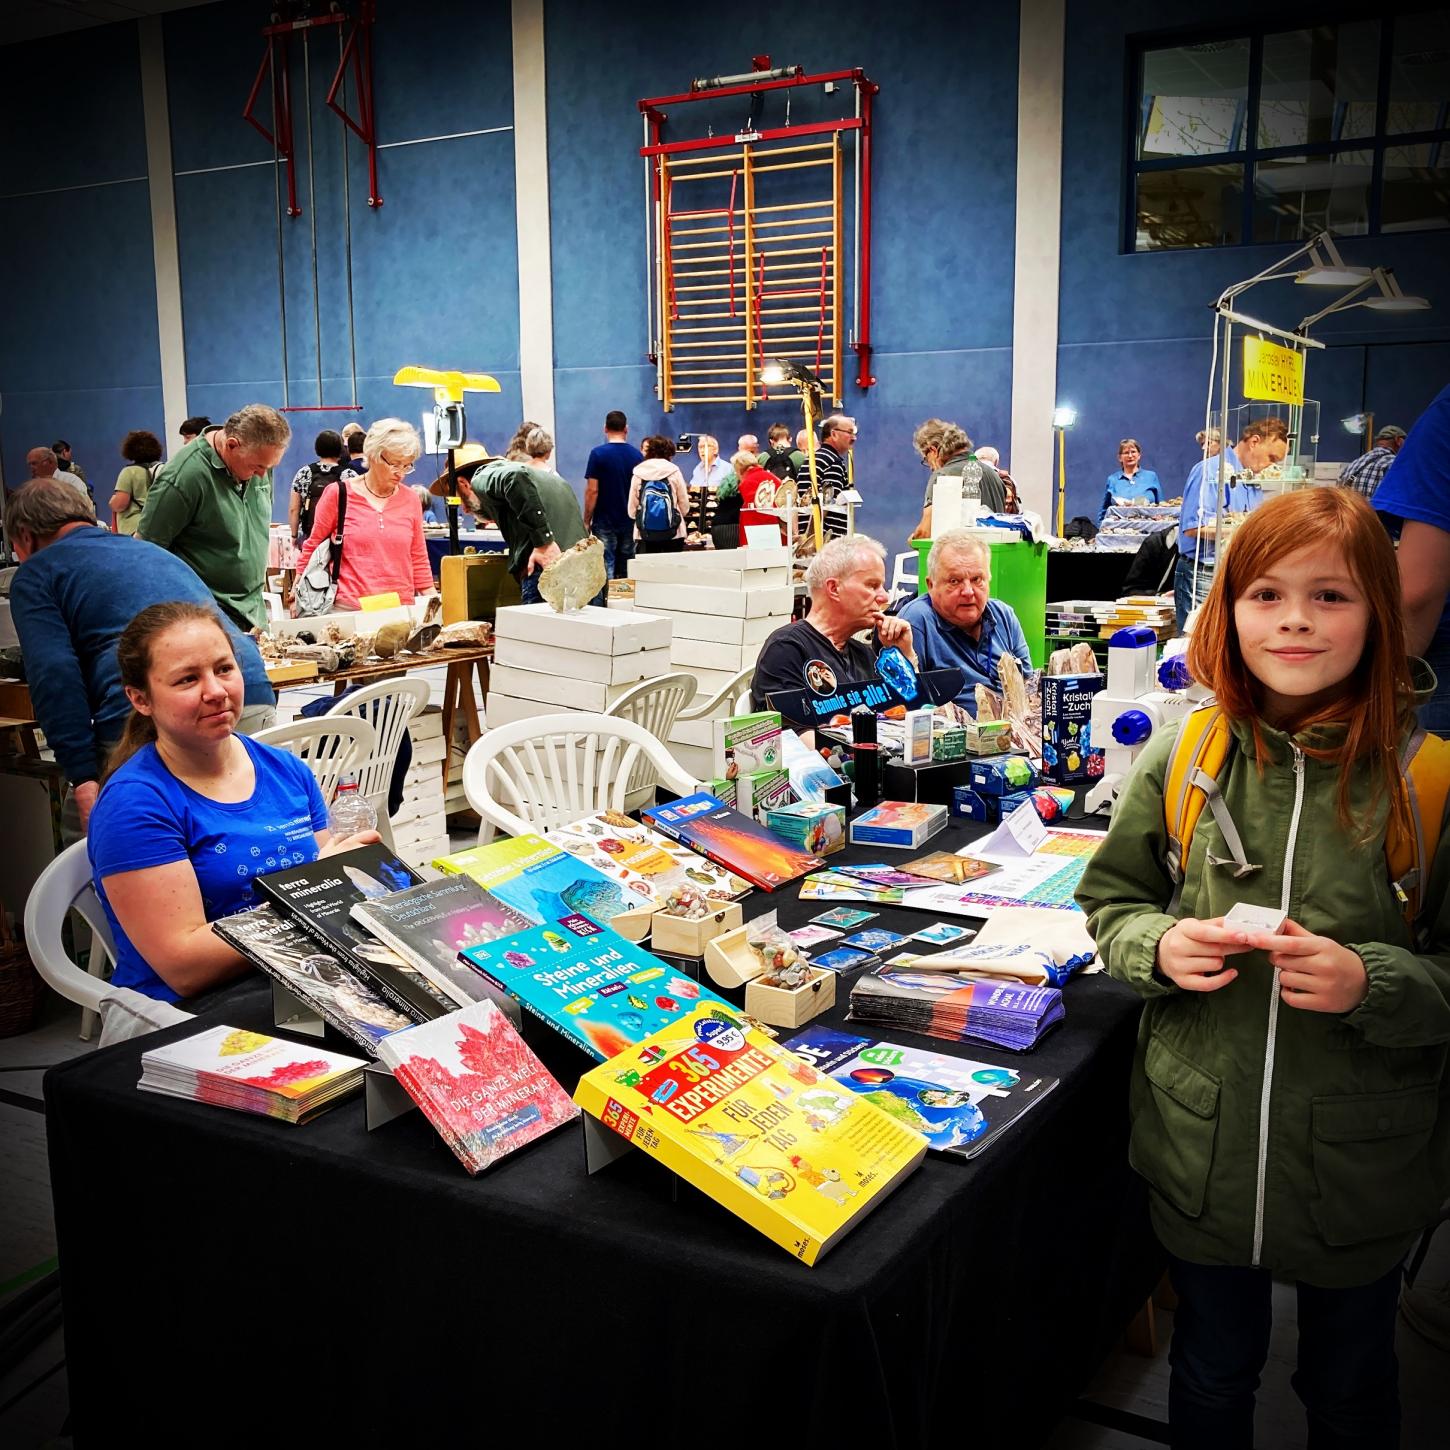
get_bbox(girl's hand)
[320,829,382,857]
[1156,917,1253,992]
[1245,919,1369,1014]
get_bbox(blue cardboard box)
[967,754,1037,797]
[951,786,998,823]
[1040,673,1105,784]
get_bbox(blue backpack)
[638,474,680,541]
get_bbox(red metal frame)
[640,63,877,390]
[243,31,300,216]
[243,3,382,216]
[325,0,382,208]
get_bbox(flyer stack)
[623,545,794,778]
[484,602,674,729]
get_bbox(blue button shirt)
[689,457,735,489]
[1177,447,1241,567]
[899,594,1033,715]
[1100,468,1163,519]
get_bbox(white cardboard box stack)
[392,706,451,868]
[484,603,675,728]
[624,546,793,779]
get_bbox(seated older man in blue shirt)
[898,529,1032,714]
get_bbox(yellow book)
[574,1003,927,1265]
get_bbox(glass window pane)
[1139,40,1249,158]
[1388,12,1450,135]
[1251,150,1372,242]
[1135,163,1244,250]
[1258,24,1380,148]
[1382,144,1450,232]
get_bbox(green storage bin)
[910,536,1047,668]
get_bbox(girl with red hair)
[1077,487,1450,1450]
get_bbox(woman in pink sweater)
[297,418,435,609]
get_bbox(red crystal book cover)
[378,1000,579,1174]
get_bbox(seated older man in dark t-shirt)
[752,534,917,734]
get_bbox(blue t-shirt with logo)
[584,441,645,530]
[89,735,329,1001]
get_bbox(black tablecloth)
[1046,548,1136,604]
[45,820,1159,1448]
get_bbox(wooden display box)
[703,925,836,1029]
[649,900,743,957]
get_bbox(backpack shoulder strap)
[1164,704,1232,883]
[1387,728,1450,931]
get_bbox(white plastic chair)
[252,716,377,807]
[603,671,698,812]
[889,550,920,603]
[677,665,756,721]
[462,713,702,840]
[24,841,192,1048]
[323,678,431,846]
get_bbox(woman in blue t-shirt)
[88,601,380,1003]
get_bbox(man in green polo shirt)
[458,437,582,605]
[139,404,290,629]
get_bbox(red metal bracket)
[244,3,381,216]
[325,0,382,208]
[243,31,300,216]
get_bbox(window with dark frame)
[1130,11,1449,252]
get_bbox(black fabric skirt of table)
[44,820,1160,1448]
[1046,548,1136,603]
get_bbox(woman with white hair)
[296,418,435,610]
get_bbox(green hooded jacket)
[1076,697,1450,1287]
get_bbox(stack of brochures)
[138,1025,367,1124]
[848,968,1065,1052]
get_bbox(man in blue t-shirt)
[583,410,644,582]
[1374,383,1450,736]
[898,529,1032,716]
[7,479,277,832]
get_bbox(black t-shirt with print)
[751,619,878,732]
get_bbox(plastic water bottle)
[960,456,983,510]
[328,775,378,837]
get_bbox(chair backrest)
[677,665,756,722]
[322,677,431,803]
[889,550,919,603]
[603,671,698,798]
[23,840,116,1016]
[252,716,377,805]
[463,712,702,839]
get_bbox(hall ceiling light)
[1296,268,1431,332]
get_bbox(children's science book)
[642,792,823,891]
[783,1025,1059,1159]
[459,913,744,1062]
[574,1003,927,1265]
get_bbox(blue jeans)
[1174,556,1214,632]
[517,568,542,605]
[592,527,634,579]
[1167,1256,1401,1450]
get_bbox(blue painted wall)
[0,24,161,497]
[7,0,1446,549]
[1058,0,1450,522]
[544,0,1021,551]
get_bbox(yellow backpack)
[1164,705,1450,938]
